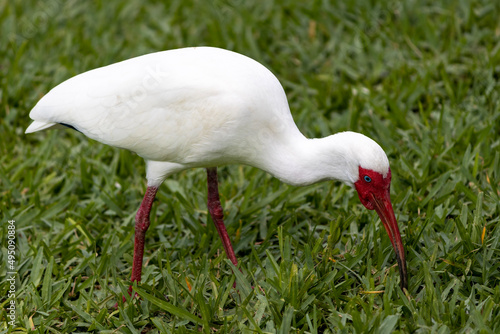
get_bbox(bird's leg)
[206,167,238,266]
[129,186,159,292]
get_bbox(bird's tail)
[25,120,58,134]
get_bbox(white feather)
[27,47,390,187]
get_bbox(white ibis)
[26,47,408,291]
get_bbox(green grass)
[1,0,500,332]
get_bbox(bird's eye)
[364,175,372,183]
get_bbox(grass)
[1,0,500,332]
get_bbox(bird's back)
[28,47,301,166]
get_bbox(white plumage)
[26,46,407,292]
[27,47,387,187]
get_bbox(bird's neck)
[254,133,357,187]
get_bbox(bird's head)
[335,132,408,290]
[354,165,407,290]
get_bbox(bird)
[26,46,408,293]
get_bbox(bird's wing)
[27,50,226,156]
[27,47,299,164]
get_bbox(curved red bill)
[370,191,408,290]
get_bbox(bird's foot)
[113,285,138,309]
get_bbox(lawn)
[1,0,499,332]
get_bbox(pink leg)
[127,186,159,296]
[131,186,159,282]
[206,167,238,266]
[115,186,158,306]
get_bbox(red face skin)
[354,166,408,290]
